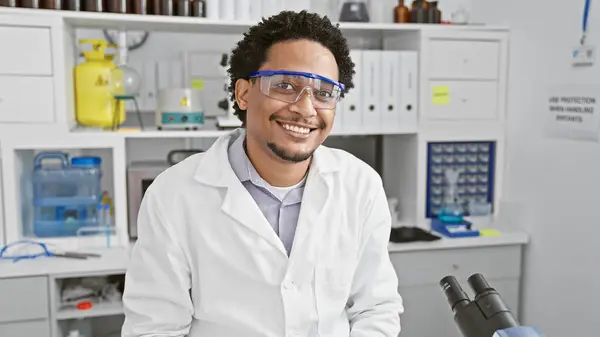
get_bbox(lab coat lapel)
[193,129,287,257]
[289,146,338,264]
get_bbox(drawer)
[428,39,500,80]
[0,276,49,323]
[389,245,521,287]
[0,320,50,337]
[0,76,55,123]
[427,80,499,121]
[0,26,52,76]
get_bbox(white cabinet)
[419,31,509,126]
[0,276,50,323]
[0,25,53,77]
[0,320,51,337]
[427,80,499,120]
[0,276,51,337]
[0,16,57,125]
[427,39,500,80]
[0,76,55,123]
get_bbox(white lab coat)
[121,129,404,337]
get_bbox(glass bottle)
[409,0,428,23]
[427,1,441,23]
[393,0,409,23]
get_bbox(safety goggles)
[249,70,345,110]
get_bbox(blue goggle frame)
[249,70,346,91]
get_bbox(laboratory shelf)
[69,125,418,139]
[0,7,509,34]
[56,301,123,320]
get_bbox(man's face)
[236,39,339,163]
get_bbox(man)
[122,10,403,337]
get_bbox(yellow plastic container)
[74,39,126,128]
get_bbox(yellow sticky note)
[479,229,501,237]
[432,85,450,105]
[191,78,205,90]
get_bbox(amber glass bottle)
[394,0,409,23]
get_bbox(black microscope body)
[439,273,544,337]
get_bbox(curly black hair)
[227,10,356,125]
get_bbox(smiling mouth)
[276,121,318,136]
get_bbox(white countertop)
[387,231,529,253]
[0,232,529,279]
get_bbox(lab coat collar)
[193,128,339,187]
[193,128,336,259]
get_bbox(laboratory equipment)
[439,168,465,223]
[431,167,480,237]
[31,152,103,237]
[338,0,370,22]
[440,273,546,337]
[108,63,143,130]
[127,149,204,239]
[108,64,141,99]
[426,141,496,218]
[408,0,429,23]
[393,0,410,23]
[217,53,243,129]
[156,88,204,130]
[427,1,441,23]
[74,39,125,128]
[0,240,101,262]
[451,5,470,24]
[390,227,440,243]
[68,318,93,337]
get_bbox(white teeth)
[282,123,310,134]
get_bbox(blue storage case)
[425,141,496,219]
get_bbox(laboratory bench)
[0,232,529,337]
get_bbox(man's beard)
[267,142,316,163]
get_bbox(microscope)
[216,53,242,129]
[440,273,546,337]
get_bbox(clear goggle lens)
[255,73,343,109]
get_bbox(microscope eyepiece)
[440,275,470,312]
[468,273,493,298]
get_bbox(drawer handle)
[463,58,469,64]
[452,264,459,270]
[461,98,468,103]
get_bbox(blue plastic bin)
[31,152,103,237]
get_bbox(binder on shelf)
[398,51,418,130]
[342,50,363,133]
[360,50,382,133]
[380,50,401,132]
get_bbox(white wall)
[471,1,600,335]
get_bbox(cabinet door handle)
[452,264,459,270]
